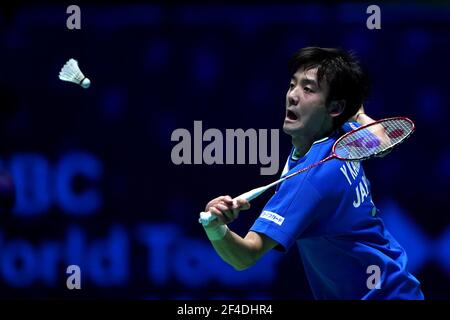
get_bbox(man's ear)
[328,100,346,118]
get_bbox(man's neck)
[291,129,334,158]
[292,137,313,158]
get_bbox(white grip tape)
[199,211,215,226]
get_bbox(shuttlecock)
[59,58,91,89]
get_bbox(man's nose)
[287,90,299,106]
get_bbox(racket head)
[332,117,415,161]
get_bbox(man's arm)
[202,196,278,270]
[211,229,278,270]
[350,104,376,126]
[350,105,393,158]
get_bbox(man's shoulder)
[342,121,361,133]
[309,122,361,158]
[308,147,355,188]
[308,136,335,159]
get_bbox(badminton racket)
[199,117,415,226]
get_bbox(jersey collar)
[291,135,331,160]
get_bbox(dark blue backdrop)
[0,2,449,299]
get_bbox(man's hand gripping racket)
[199,117,415,226]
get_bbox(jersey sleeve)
[249,171,323,252]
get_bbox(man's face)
[283,67,333,142]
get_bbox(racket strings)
[335,118,414,160]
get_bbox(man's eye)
[304,87,313,93]
[289,83,295,90]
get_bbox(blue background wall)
[0,2,449,299]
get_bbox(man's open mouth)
[286,110,298,121]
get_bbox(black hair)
[288,47,369,128]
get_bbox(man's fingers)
[216,203,227,209]
[217,203,232,214]
[235,198,251,210]
[222,196,233,205]
[217,203,237,221]
[204,195,249,224]
[209,206,221,215]
[205,195,232,212]
[210,203,238,224]
[209,206,227,224]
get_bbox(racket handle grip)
[199,184,275,226]
[199,211,216,226]
[199,199,239,226]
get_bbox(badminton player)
[201,47,424,299]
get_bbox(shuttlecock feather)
[59,58,91,89]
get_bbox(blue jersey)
[250,123,424,300]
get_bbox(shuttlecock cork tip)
[80,77,91,89]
